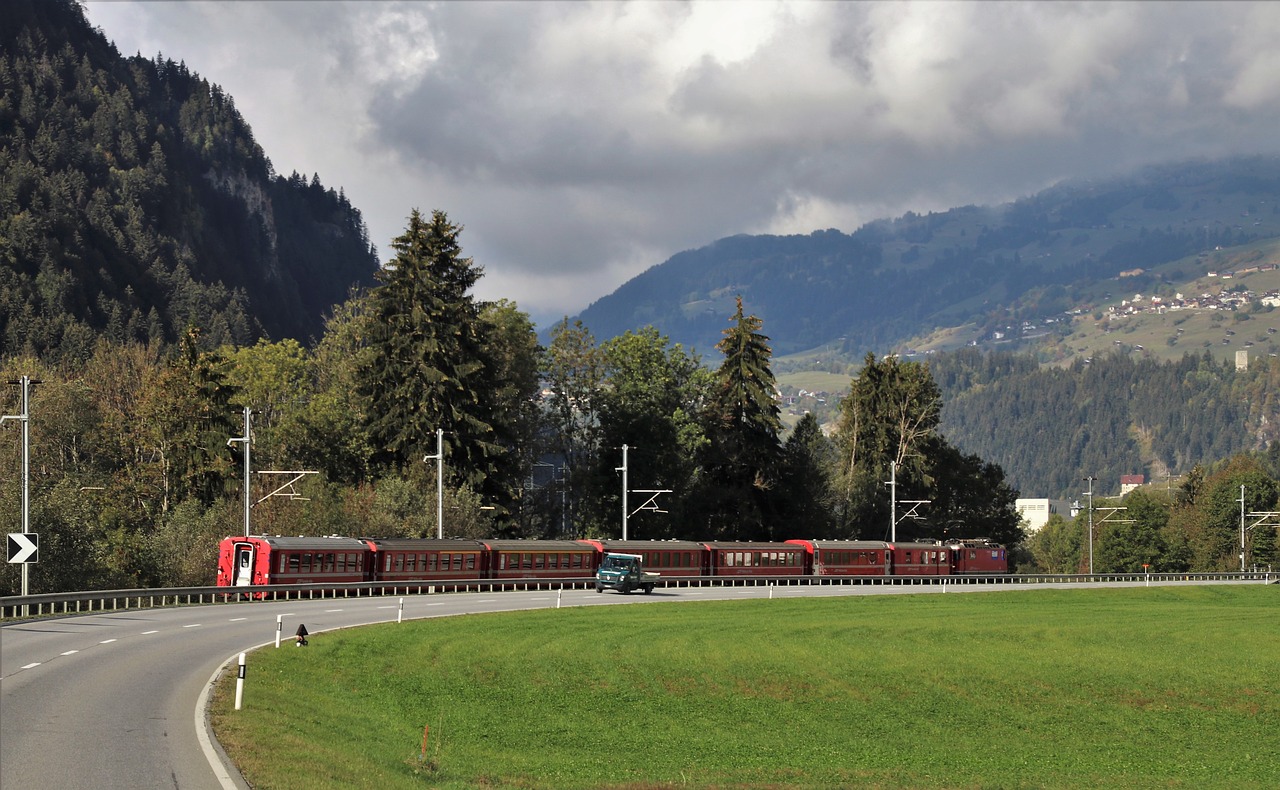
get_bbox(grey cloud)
[86,1,1280,323]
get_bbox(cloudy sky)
[83,1,1280,327]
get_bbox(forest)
[932,348,1280,499]
[1,0,379,363]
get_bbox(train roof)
[785,539,891,550]
[701,541,806,551]
[230,535,369,550]
[582,539,707,551]
[361,538,485,551]
[481,539,596,552]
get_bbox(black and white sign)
[7,532,38,564]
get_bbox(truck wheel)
[595,582,603,593]
[643,584,654,594]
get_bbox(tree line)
[1,210,1023,594]
[1026,451,1279,573]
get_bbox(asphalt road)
[0,579,1261,789]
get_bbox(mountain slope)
[573,157,1280,357]
[0,0,379,360]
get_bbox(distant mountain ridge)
[572,156,1280,358]
[1,0,379,361]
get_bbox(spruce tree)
[701,297,782,539]
[360,209,509,517]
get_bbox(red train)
[216,535,1007,592]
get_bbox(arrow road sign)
[7,532,38,564]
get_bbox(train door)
[233,542,256,586]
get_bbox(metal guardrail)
[1,571,1272,620]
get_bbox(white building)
[1015,498,1069,533]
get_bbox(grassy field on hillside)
[211,586,1279,790]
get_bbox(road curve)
[0,579,1256,789]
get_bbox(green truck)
[595,552,660,594]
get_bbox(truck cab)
[595,552,659,594]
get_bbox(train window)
[428,554,437,572]
[904,551,912,563]
[386,553,393,572]
[970,550,977,559]
[465,554,476,570]
[405,554,416,573]
[533,553,544,570]
[326,553,336,572]
[394,553,404,572]
[519,553,530,569]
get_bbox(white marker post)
[234,652,246,710]
[275,614,283,648]
[398,597,404,623]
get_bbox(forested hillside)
[574,157,1280,357]
[0,0,379,362]
[931,349,1280,500]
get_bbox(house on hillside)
[1120,475,1145,496]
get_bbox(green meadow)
[211,586,1278,789]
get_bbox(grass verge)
[210,585,1279,789]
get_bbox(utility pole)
[423,428,444,539]
[617,445,629,540]
[888,461,896,543]
[227,407,252,537]
[1083,476,1097,575]
[2,376,37,597]
[1240,485,1246,573]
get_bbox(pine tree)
[359,209,508,513]
[700,297,782,539]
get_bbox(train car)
[702,541,807,577]
[216,535,372,590]
[365,538,487,584]
[888,541,952,576]
[947,539,1008,574]
[577,539,709,578]
[482,539,599,579]
[785,539,892,576]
